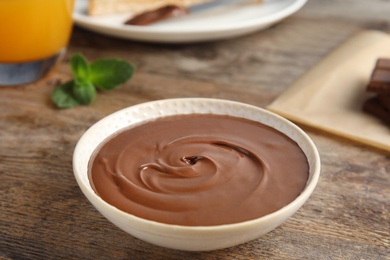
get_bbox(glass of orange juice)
[0,0,74,86]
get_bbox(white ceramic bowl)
[73,98,320,251]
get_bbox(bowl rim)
[73,97,321,232]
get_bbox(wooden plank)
[1,0,389,258]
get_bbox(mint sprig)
[52,53,135,108]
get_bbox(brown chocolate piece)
[363,97,390,125]
[378,94,390,110]
[377,58,390,68]
[363,58,390,124]
[125,5,188,26]
[366,58,390,94]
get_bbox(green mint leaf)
[72,79,96,105]
[89,59,135,90]
[70,53,90,81]
[51,80,81,108]
[52,53,135,109]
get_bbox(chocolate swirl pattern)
[89,114,309,226]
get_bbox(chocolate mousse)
[88,114,309,226]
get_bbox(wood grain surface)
[1,0,389,259]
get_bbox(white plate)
[73,0,307,43]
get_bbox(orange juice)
[0,0,74,63]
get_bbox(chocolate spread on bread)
[125,5,188,25]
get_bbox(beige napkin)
[267,30,390,152]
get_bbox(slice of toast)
[89,0,213,16]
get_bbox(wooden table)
[1,0,389,259]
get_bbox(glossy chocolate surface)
[89,114,309,226]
